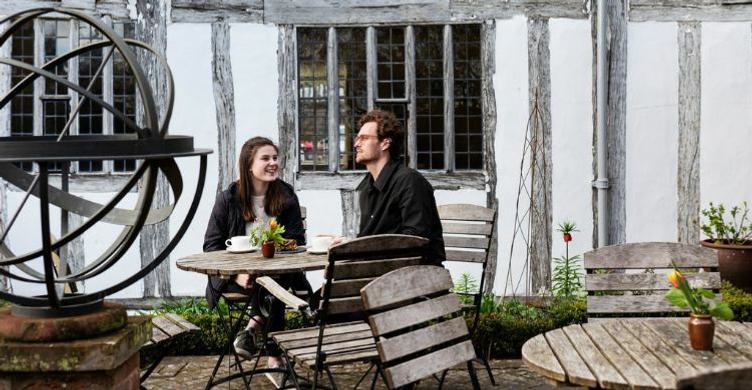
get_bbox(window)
[296,24,484,174]
[8,17,138,175]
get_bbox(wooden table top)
[176,249,328,278]
[522,318,752,389]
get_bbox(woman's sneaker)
[233,329,258,359]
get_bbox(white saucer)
[226,246,258,254]
[306,248,328,255]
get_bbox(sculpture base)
[0,316,151,390]
[0,302,127,342]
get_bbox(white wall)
[494,16,530,296]
[549,18,594,268]
[701,23,752,209]
[625,22,679,242]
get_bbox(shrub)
[721,280,752,321]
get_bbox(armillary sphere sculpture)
[0,8,211,317]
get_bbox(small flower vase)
[261,240,275,258]
[688,314,714,351]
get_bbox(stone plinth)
[0,316,151,390]
[0,302,127,342]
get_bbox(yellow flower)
[667,269,684,288]
[269,219,278,230]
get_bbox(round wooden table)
[522,318,752,389]
[176,249,329,278]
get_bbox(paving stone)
[142,356,584,389]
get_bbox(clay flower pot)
[261,240,275,258]
[688,314,714,351]
[701,239,752,293]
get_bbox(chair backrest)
[317,234,429,323]
[361,265,477,389]
[584,242,719,317]
[675,362,752,389]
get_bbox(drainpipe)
[594,0,610,247]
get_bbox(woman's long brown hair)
[237,137,286,222]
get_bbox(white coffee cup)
[225,236,252,251]
[311,235,334,252]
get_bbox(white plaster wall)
[549,19,594,262]
[231,23,280,146]
[701,23,752,214]
[494,16,530,296]
[296,190,342,289]
[166,23,219,297]
[625,22,679,242]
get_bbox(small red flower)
[563,233,572,242]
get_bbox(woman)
[203,136,308,383]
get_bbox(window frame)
[4,14,139,192]
[293,23,487,191]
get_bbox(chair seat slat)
[441,221,492,235]
[384,340,477,389]
[583,242,716,269]
[443,236,489,250]
[331,256,422,279]
[368,293,461,336]
[437,204,495,221]
[444,249,485,263]
[377,316,469,362]
[587,295,693,315]
[361,265,453,309]
[152,315,187,338]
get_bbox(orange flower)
[269,219,278,230]
[667,269,685,288]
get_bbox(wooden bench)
[584,242,720,318]
[140,313,200,386]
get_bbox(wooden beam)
[0,21,9,293]
[366,26,376,111]
[341,190,361,238]
[101,16,114,173]
[171,0,264,23]
[677,22,701,245]
[481,20,498,294]
[136,0,171,298]
[4,175,139,193]
[630,0,752,22]
[59,213,85,292]
[265,0,453,25]
[527,17,552,294]
[443,25,455,172]
[298,171,485,191]
[451,0,588,20]
[0,1,129,19]
[606,0,627,246]
[211,20,238,193]
[406,25,417,170]
[327,27,340,172]
[278,25,298,186]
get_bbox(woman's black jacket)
[203,180,307,309]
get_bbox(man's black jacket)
[357,158,446,265]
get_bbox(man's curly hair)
[358,109,404,159]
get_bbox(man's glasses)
[353,134,380,143]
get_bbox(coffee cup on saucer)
[308,235,333,254]
[225,236,254,252]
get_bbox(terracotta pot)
[261,241,275,258]
[688,314,714,351]
[701,239,752,292]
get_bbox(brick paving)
[142,356,582,389]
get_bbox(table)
[177,249,328,389]
[522,318,752,389]
[177,249,329,278]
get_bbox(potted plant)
[699,202,752,292]
[665,266,733,351]
[251,219,286,258]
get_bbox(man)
[352,109,445,266]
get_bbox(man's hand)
[235,274,253,289]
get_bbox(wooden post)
[0,21,10,293]
[606,0,627,246]
[278,25,298,186]
[443,25,455,172]
[327,27,339,172]
[528,17,552,294]
[341,190,361,238]
[136,0,171,298]
[211,20,237,192]
[677,22,701,245]
[481,20,498,294]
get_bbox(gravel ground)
[142,356,583,389]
